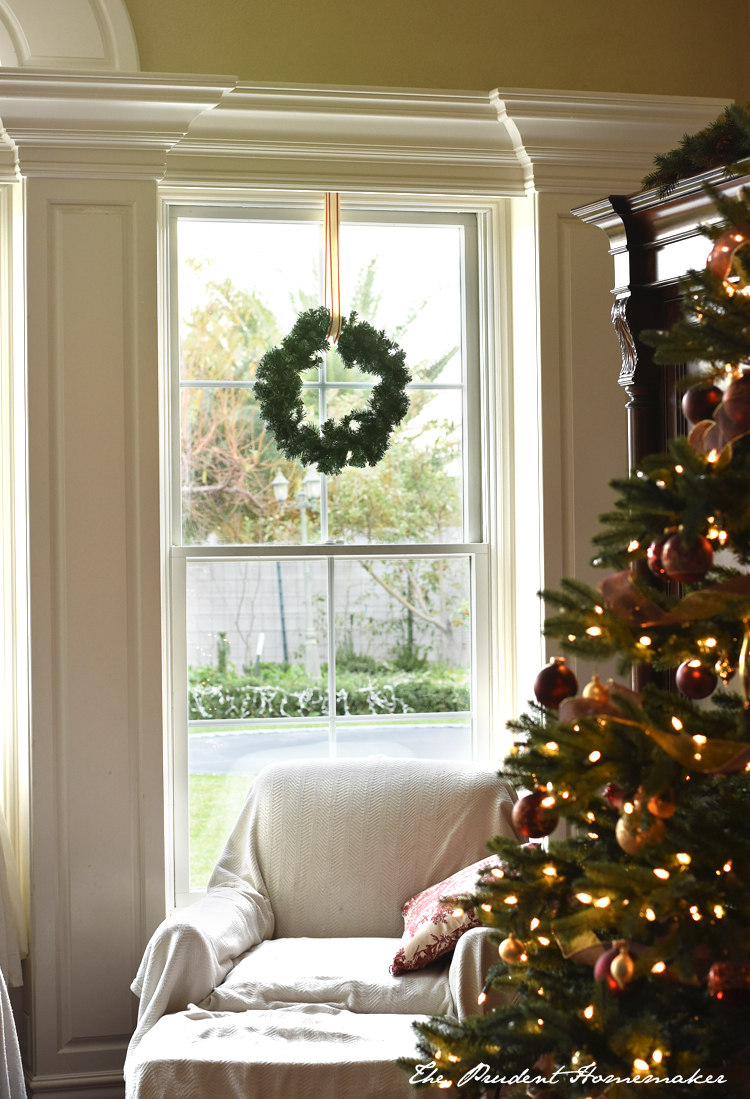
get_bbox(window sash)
[168,204,482,546]
[166,200,492,906]
[171,543,490,906]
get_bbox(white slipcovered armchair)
[126,756,518,1099]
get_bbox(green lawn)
[189,772,254,889]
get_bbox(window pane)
[176,214,469,548]
[333,556,471,715]
[326,388,463,544]
[188,720,332,888]
[189,772,250,890]
[177,218,320,382]
[334,719,472,761]
[187,559,329,715]
[181,387,321,546]
[187,557,329,888]
[339,223,463,385]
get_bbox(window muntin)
[169,203,487,900]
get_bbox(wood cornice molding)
[574,167,750,297]
[0,72,733,194]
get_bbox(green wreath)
[253,306,411,476]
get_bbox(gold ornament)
[582,675,609,701]
[647,789,676,820]
[615,813,665,854]
[498,933,527,964]
[610,941,635,989]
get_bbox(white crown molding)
[0,0,138,72]
[0,72,733,193]
[165,82,524,195]
[493,88,732,194]
[0,70,236,179]
[164,81,731,197]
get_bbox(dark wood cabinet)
[573,171,750,691]
[573,169,750,466]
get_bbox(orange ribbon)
[324,192,342,343]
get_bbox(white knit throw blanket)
[127,758,517,1098]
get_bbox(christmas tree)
[400,189,750,1097]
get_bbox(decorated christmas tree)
[401,188,750,1097]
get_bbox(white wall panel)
[534,192,624,690]
[24,179,163,1089]
[0,0,139,70]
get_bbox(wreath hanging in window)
[253,306,411,477]
[252,194,411,477]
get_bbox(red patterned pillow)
[391,856,502,976]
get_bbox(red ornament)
[676,659,718,700]
[721,372,750,431]
[682,385,723,425]
[534,657,578,709]
[646,532,672,578]
[603,782,624,809]
[661,533,713,584]
[708,962,750,1006]
[512,790,559,839]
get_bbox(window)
[167,201,491,904]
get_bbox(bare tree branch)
[358,560,448,633]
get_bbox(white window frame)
[160,191,514,909]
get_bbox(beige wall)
[124,0,750,103]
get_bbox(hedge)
[188,662,469,721]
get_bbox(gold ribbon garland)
[599,569,750,629]
[559,698,750,774]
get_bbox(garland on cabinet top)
[398,183,750,1097]
[642,104,750,196]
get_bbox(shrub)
[188,661,469,721]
